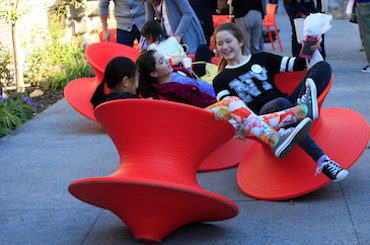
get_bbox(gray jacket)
[145,0,206,54]
[99,0,146,32]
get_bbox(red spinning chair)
[186,54,220,66]
[262,3,283,53]
[68,100,239,242]
[199,70,331,172]
[235,74,370,200]
[85,42,140,83]
[212,15,233,29]
[236,108,370,201]
[64,42,140,122]
[64,77,97,121]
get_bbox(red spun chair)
[212,15,233,29]
[85,42,140,83]
[64,42,140,122]
[186,54,221,66]
[199,71,331,172]
[64,77,97,121]
[68,99,239,242]
[262,3,283,53]
[233,74,369,201]
[236,108,370,201]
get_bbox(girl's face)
[152,51,173,81]
[216,30,244,62]
[126,71,139,95]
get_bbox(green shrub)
[24,13,94,90]
[0,93,37,137]
[0,44,14,89]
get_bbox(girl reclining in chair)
[212,22,348,182]
[90,55,314,160]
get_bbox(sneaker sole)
[333,169,349,182]
[275,118,313,159]
[306,78,318,120]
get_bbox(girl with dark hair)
[90,56,139,108]
[212,22,348,182]
[136,49,216,98]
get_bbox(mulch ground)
[29,89,65,113]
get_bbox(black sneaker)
[272,117,312,159]
[315,159,349,182]
[297,78,318,120]
[361,65,370,73]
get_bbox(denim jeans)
[259,61,332,161]
[117,25,141,47]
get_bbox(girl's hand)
[302,35,322,51]
[174,35,182,43]
[213,110,224,121]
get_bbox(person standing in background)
[284,0,326,59]
[98,0,146,47]
[227,0,264,55]
[145,0,206,54]
[188,0,218,46]
[355,0,370,73]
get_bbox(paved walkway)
[0,13,369,245]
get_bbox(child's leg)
[260,108,298,129]
[207,97,312,159]
[206,97,276,145]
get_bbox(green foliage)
[24,14,94,90]
[0,0,30,24]
[0,92,37,137]
[0,44,14,88]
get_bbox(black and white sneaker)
[361,65,370,73]
[272,117,312,159]
[315,159,349,182]
[297,78,318,121]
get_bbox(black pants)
[259,61,332,161]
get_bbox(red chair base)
[68,100,239,242]
[69,178,238,242]
[236,108,370,201]
[199,138,253,171]
[64,77,98,122]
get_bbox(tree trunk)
[11,21,24,92]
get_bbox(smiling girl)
[212,22,348,182]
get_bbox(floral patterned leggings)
[206,96,298,144]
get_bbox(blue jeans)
[116,25,141,47]
[259,61,332,162]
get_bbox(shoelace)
[297,88,310,105]
[315,160,341,176]
[277,127,290,137]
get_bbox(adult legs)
[284,2,302,57]
[235,10,262,55]
[116,25,141,47]
[357,2,370,68]
[249,10,263,54]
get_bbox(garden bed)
[28,89,65,113]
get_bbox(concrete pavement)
[0,13,369,245]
